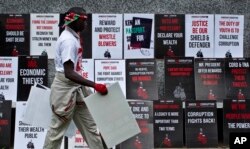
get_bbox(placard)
[68,129,89,149]
[92,14,123,59]
[14,102,46,149]
[0,14,30,56]
[94,59,126,95]
[124,14,154,59]
[185,14,214,58]
[120,100,153,149]
[195,58,225,102]
[155,14,185,58]
[225,58,250,99]
[214,15,244,58]
[82,59,94,81]
[84,82,140,148]
[185,100,218,148]
[30,13,59,58]
[154,100,183,148]
[223,99,250,144]
[0,57,18,101]
[0,100,12,149]
[165,57,195,100]
[81,14,92,58]
[17,56,48,101]
[126,59,158,100]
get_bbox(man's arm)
[63,60,108,95]
[64,60,95,87]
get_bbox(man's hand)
[94,83,108,95]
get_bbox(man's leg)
[43,113,71,149]
[73,102,105,149]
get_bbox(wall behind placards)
[0,0,250,99]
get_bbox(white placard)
[22,83,77,138]
[0,57,18,101]
[82,59,94,81]
[94,59,126,96]
[82,59,94,92]
[92,14,123,59]
[68,129,89,149]
[30,13,59,59]
[14,102,46,148]
[185,14,214,58]
[84,82,141,148]
[214,15,244,58]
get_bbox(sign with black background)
[225,58,250,100]
[185,100,218,148]
[165,57,195,100]
[0,100,12,149]
[155,14,185,58]
[17,56,48,101]
[120,100,153,149]
[130,17,152,49]
[126,59,158,100]
[81,14,92,58]
[195,58,225,102]
[223,99,250,145]
[154,100,183,148]
[0,14,30,56]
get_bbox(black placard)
[130,17,152,49]
[195,58,226,102]
[155,14,185,58]
[17,56,48,101]
[185,100,218,148]
[126,59,158,100]
[223,99,250,145]
[120,100,153,149]
[0,14,30,56]
[154,100,183,148]
[81,14,92,58]
[225,58,250,99]
[0,100,12,149]
[164,57,195,100]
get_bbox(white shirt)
[54,27,83,74]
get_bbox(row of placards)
[0,56,250,102]
[0,14,244,59]
[1,99,249,148]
